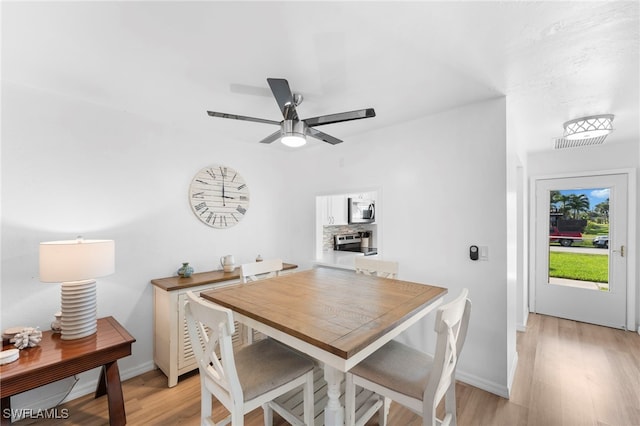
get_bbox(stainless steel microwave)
[348,198,375,224]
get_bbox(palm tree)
[595,198,610,223]
[566,194,590,219]
[550,191,561,212]
[550,191,571,216]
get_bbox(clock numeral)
[194,202,207,211]
[231,172,237,182]
[196,179,209,185]
[220,166,227,178]
[211,214,217,225]
[192,192,205,199]
[237,183,246,190]
[231,213,238,222]
[206,211,214,223]
[222,215,227,227]
[239,195,248,201]
[236,205,246,215]
[206,169,216,180]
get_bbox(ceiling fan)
[206,78,376,147]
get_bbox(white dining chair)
[240,258,283,283]
[184,291,314,426]
[345,288,471,426]
[240,258,283,343]
[354,257,399,279]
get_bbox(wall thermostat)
[470,245,479,261]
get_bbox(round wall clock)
[188,164,250,228]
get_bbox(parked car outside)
[592,235,609,248]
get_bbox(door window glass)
[547,188,610,292]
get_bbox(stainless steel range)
[334,232,378,256]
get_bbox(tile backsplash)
[323,224,376,251]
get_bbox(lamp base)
[60,279,97,340]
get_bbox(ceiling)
[2,1,638,154]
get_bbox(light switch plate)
[479,246,488,260]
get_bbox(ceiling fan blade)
[259,130,282,144]
[267,78,299,121]
[304,108,376,127]
[306,127,343,145]
[207,111,280,126]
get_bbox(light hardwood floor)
[14,313,640,425]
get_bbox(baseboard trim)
[455,369,510,399]
[507,351,519,397]
[517,310,529,332]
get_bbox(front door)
[534,173,628,329]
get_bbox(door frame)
[529,168,637,331]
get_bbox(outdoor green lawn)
[549,251,609,283]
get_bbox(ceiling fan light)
[281,134,306,147]
[563,114,614,140]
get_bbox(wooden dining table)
[200,266,447,426]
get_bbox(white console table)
[151,263,297,387]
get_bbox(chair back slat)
[185,291,315,426]
[354,257,399,279]
[425,289,471,405]
[241,258,283,283]
[184,291,243,406]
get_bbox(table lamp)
[39,237,115,340]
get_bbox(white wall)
[0,81,302,408]
[1,83,516,407]
[528,141,640,330]
[286,97,515,396]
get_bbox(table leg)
[323,365,345,426]
[95,362,126,426]
[1,397,11,425]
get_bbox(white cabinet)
[151,263,297,387]
[321,196,332,225]
[152,274,240,387]
[322,194,347,225]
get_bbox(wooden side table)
[0,316,135,425]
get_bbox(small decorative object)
[220,255,235,272]
[12,327,42,350]
[0,349,19,365]
[256,254,263,262]
[51,312,62,333]
[2,326,26,342]
[177,262,194,278]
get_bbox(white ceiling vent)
[553,135,609,149]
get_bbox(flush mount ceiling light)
[563,114,614,140]
[554,114,614,149]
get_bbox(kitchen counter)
[314,250,378,270]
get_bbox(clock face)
[188,165,250,228]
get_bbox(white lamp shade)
[40,239,115,282]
